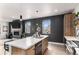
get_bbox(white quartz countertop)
[5,35,48,50]
[65,36,79,41]
[0,39,14,45]
[0,39,12,42]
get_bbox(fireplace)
[12,31,21,38]
[11,28,22,38]
[14,31,19,36]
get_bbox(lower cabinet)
[12,46,35,55]
[35,38,48,55]
[35,41,42,55]
[25,46,35,55]
[42,38,48,54]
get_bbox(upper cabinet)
[42,19,51,34]
[64,13,75,36]
[25,21,31,33]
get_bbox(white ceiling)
[0,3,78,22]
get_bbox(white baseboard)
[48,42,65,46]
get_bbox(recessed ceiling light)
[54,9,58,12]
[36,10,39,13]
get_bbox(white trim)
[48,42,65,46]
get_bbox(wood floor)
[45,42,70,55]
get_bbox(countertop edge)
[6,35,48,50]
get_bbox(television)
[12,20,21,28]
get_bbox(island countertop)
[5,35,48,50]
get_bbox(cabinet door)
[42,38,48,54]
[25,46,35,55]
[12,46,35,55]
[64,14,71,36]
[64,14,75,36]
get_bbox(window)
[42,19,51,34]
[25,21,31,33]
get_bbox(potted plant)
[72,19,78,28]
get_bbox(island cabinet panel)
[25,46,35,55]
[42,38,48,54]
[11,46,35,55]
[35,41,42,55]
[11,46,25,55]
[64,13,75,36]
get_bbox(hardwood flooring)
[45,42,70,55]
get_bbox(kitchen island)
[5,35,48,55]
